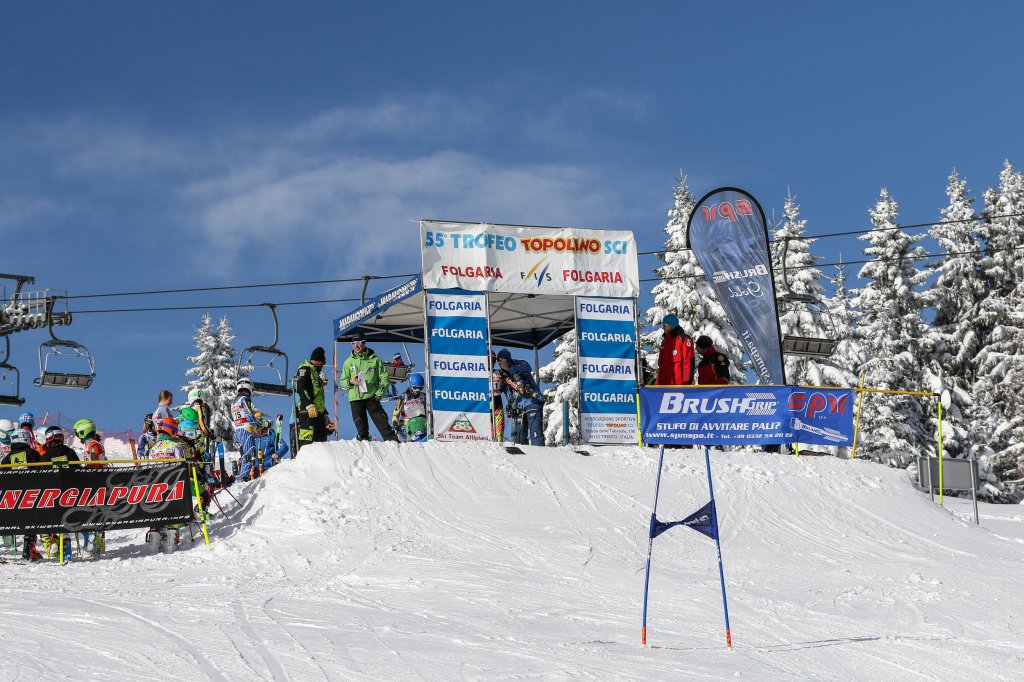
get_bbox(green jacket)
[296,359,327,413]
[342,347,389,401]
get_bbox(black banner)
[0,462,194,533]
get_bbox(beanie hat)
[497,349,512,361]
[310,346,327,363]
[662,313,679,328]
[696,335,714,350]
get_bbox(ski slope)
[2,442,1022,681]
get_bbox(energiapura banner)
[639,386,855,446]
[425,290,493,441]
[420,221,640,297]
[0,461,194,534]
[686,188,785,385]
[575,297,638,444]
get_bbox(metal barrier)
[916,455,979,525]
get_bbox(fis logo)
[521,258,552,287]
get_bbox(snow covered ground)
[2,442,1022,681]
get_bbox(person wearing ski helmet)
[341,335,398,443]
[391,373,429,443]
[187,388,214,443]
[295,346,336,452]
[3,430,43,561]
[232,377,264,472]
[495,349,545,446]
[73,418,106,468]
[33,427,48,456]
[137,413,156,460]
[0,418,13,458]
[42,426,79,468]
[18,412,36,448]
[145,415,188,553]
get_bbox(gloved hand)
[499,369,510,378]
[306,406,318,418]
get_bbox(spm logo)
[521,258,552,287]
[789,391,849,418]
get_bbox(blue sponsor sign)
[639,386,854,446]
[576,297,638,444]
[333,276,421,338]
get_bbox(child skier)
[146,416,190,553]
[391,373,428,443]
[41,426,80,561]
[74,418,107,556]
[2,430,43,561]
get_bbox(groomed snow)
[2,442,1022,680]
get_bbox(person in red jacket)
[656,314,695,386]
[695,335,730,385]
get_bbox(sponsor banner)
[0,461,194,534]
[426,290,492,442]
[334,276,421,338]
[686,188,785,385]
[576,297,638,444]
[639,386,854,446]
[421,222,640,297]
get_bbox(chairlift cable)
[67,273,417,300]
[73,296,364,315]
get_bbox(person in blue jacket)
[495,349,545,446]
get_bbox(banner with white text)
[639,385,854,446]
[425,290,492,441]
[576,297,638,444]
[420,221,639,297]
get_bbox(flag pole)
[641,444,667,646]
[704,446,732,649]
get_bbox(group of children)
[0,412,107,562]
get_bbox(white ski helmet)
[236,377,253,393]
[188,388,203,403]
[0,418,13,434]
[35,427,47,443]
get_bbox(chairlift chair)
[35,297,95,389]
[0,336,25,406]
[777,238,838,358]
[238,304,291,396]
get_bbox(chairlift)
[35,296,95,389]
[238,303,291,396]
[777,238,838,358]
[0,336,25,406]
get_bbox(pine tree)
[825,261,862,389]
[183,314,247,444]
[642,175,744,381]
[772,189,837,386]
[976,160,1024,494]
[539,330,579,445]
[922,170,985,461]
[854,189,931,465]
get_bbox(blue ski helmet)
[409,373,425,389]
[18,412,34,428]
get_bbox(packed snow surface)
[2,442,1022,681]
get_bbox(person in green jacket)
[342,334,399,442]
[295,346,336,452]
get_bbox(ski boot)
[160,527,180,554]
[22,536,42,563]
[92,532,105,559]
[146,527,163,553]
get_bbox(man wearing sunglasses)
[341,333,399,443]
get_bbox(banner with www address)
[639,386,854,446]
[575,297,638,444]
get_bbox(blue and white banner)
[576,297,638,444]
[426,291,492,441]
[639,386,854,446]
[333,276,421,338]
[687,188,785,385]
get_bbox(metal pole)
[938,400,945,507]
[704,446,733,649]
[333,340,339,441]
[562,400,569,446]
[851,372,865,459]
[970,455,979,525]
[641,445,667,647]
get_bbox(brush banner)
[0,461,194,534]
[686,188,785,385]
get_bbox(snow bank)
[2,441,1022,680]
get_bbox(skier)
[74,418,107,556]
[0,418,13,458]
[695,335,730,385]
[391,373,428,442]
[231,377,264,478]
[342,335,399,442]
[295,346,336,452]
[18,412,36,449]
[186,388,215,447]
[656,314,695,386]
[41,426,79,562]
[178,416,215,515]
[2,430,42,561]
[33,427,48,456]
[137,413,156,460]
[146,416,189,553]
[272,414,290,462]
[489,350,505,442]
[496,349,545,446]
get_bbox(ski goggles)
[351,340,365,348]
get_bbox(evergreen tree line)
[541,161,1024,500]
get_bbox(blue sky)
[0,1,1020,437]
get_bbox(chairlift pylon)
[777,237,839,358]
[238,303,291,396]
[35,296,95,389]
[0,336,25,406]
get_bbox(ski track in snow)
[2,441,1022,681]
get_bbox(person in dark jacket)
[295,346,336,452]
[2,430,43,560]
[695,335,731,385]
[656,314,695,386]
